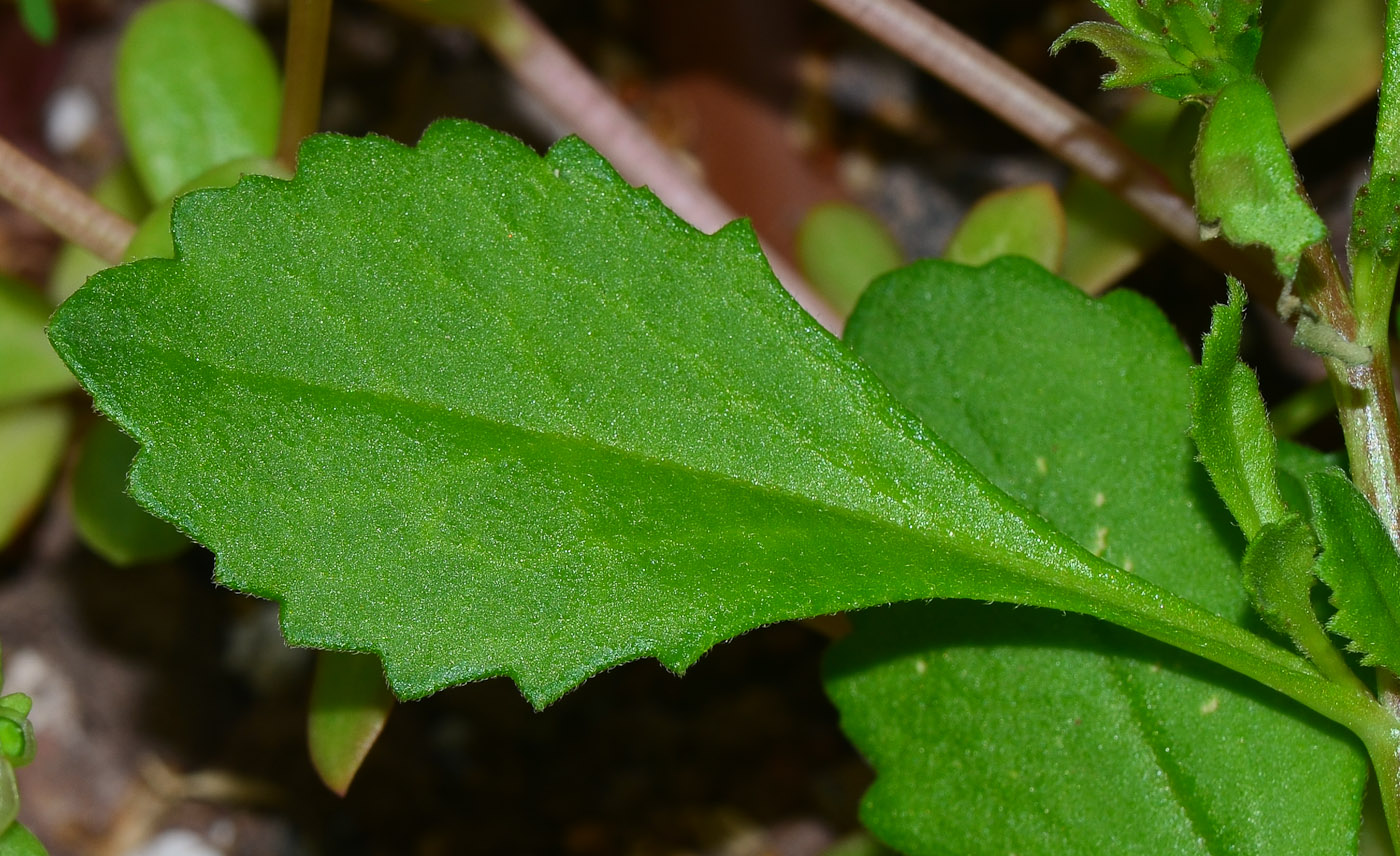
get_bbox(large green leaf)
[827,259,1365,856]
[49,121,1332,710]
[116,0,281,202]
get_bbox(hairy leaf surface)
[1054,0,1261,99]
[49,121,1323,707]
[1193,78,1325,278]
[1191,277,1287,540]
[827,258,1364,856]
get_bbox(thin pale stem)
[0,135,134,264]
[467,0,842,332]
[1296,245,1400,548]
[808,0,1251,279]
[277,0,335,167]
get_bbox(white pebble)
[125,829,224,856]
[44,86,98,155]
[209,0,256,20]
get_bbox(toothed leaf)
[1308,469,1400,674]
[1059,0,1263,99]
[50,120,1278,708]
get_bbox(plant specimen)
[4,0,1400,854]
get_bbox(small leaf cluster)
[1192,283,1400,682]
[1059,0,1326,278]
[0,649,41,855]
[1053,0,1261,99]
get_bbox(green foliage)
[0,277,74,406]
[308,652,395,796]
[829,256,1363,856]
[1309,469,1400,675]
[795,202,904,316]
[116,0,281,201]
[942,183,1065,271]
[1053,0,1261,99]
[1240,515,1321,641]
[1190,278,1287,540]
[1061,3,1328,279]
[49,122,1320,710]
[0,649,36,844]
[48,164,150,303]
[72,420,189,566]
[1060,0,1384,293]
[16,0,55,45]
[0,406,69,550]
[20,0,1400,848]
[0,823,47,856]
[1193,78,1326,278]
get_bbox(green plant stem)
[1296,246,1400,546]
[375,0,841,331]
[277,0,334,167]
[0,135,134,264]
[1358,708,1400,856]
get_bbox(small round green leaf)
[0,405,70,550]
[943,182,1066,271]
[0,277,73,407]
[116,0,281,201]
[794,202,904,316]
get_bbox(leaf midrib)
[130,339,996,553]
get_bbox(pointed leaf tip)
[1190,276,1287,540]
